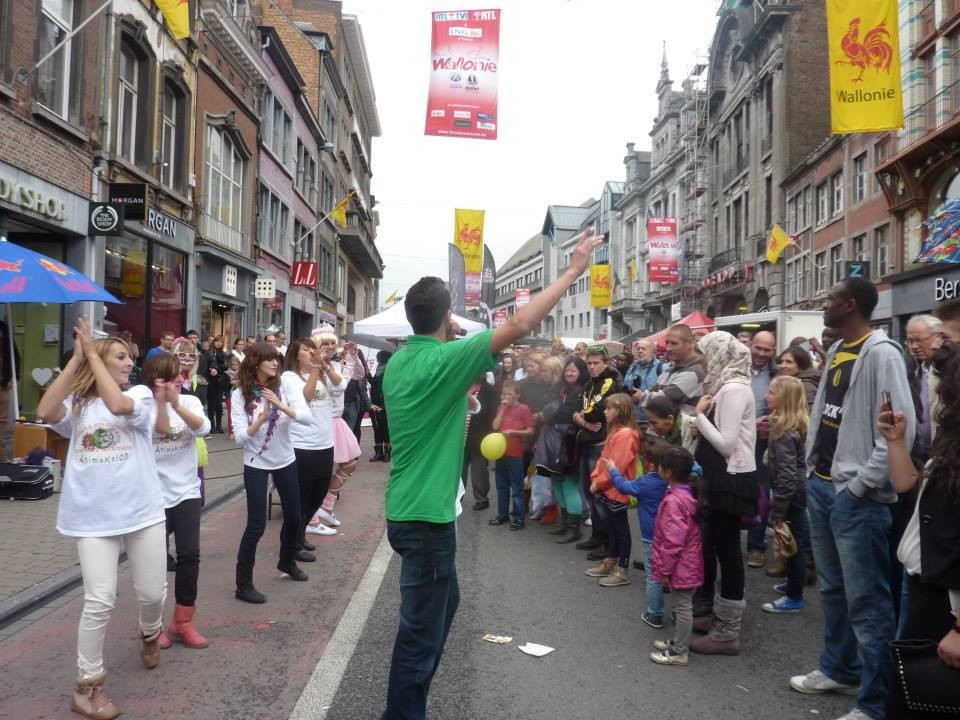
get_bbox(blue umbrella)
[0,239,121,419]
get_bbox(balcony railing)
[200,213,245,253]
[896,79,960,154]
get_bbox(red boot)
[539,504,559,525]
[168,603,209,649]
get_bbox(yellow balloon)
[480,432,507,461]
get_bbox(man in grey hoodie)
[789,278,915,720]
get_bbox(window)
[160,76,188,192]
[874,224,889,279]
[764,175,773,230]
[293,220,314,263]
[873,140,889,194]
[853,154,867,204]
[816,183,828,225]
[831,172,844,216]
[853,233,868,262]
[37,0,73,118]
[320,174,334,213]
[830,244,844,285]
[115,33,152,168]
[815,251,827,294]
[337,258,346,301]
[257,184,289,257]
[295,141,317,207]
[206,125,246,232]
[117,45,138,161]
[262,90,292,165]
[319,245,334,290]
[787,194,799,234]
[801,186,812,229]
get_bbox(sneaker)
[747,550,766,568]
[762,596,805,614]
[834,710,871,720]
[650,648,688,666]
[316,508,341,527]
[652,639,671,651]
[641,612,665,629]
[773,582,788,596]
[789,670,860,696]
[509,519,525,531]
[584,517,592,527]
[488,516,508,526]
[306,523,337,536]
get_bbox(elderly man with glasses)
[905,314,944,463]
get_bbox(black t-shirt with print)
[814,333,872,480]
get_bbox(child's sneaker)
[773,582,788,596]
[641,612,664,629]
[651,639,671,651]
[509,519,525,531]
[488,516,508,526]
[650,648,688,666]
[762,596,806,614]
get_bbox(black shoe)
[575,536,601,551]
[167,553,177,572]
[488,516,508,526]
[277,558,309,581]
[633,559,645,570]
[586,546,608,561]
[300,538,315,552]
[295,549,316,563]
[235,584,267,604]
[473,500,489,511]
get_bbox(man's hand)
[938,625,960,669]
[567,229,605,277]
[584,421,602,433]
[632,389,643,404]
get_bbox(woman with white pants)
[38,318,167,720]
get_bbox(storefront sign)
[291,261,318,288]
[109,183,147,221]
[222,266,237,297]
[0,176,67,222]
[88,202,125,236]
[146,208,178,238]
[934,276,960,302]
[845,260,871,280]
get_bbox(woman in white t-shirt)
[142,354,211,651]
[37,318,166,720]
[282,337,346,549]
[232,342,311,604]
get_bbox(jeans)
[383,521,459,720]
[76,521,167,678]
[165,498,201,606]
[603,505,631,568]
[578,444,603,536]
[783,500,809,600]
[643,540,665,620]
[494,456,525,521]
[295,447,334,535]
[807,476,895,720]
[747,437,769,552]
[237,462,301,569]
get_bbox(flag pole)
[292,190,356,250]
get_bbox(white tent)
[354,301,486,339]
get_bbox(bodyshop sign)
[0,176,66,222]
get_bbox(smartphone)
[881,390,894,424]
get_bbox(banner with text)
[454,208,484,308]
[481,245,497,314]
[827,0,903,133]
[590,264,611,308]
[493,309,508,327]
[646,217,680,283]
[448,243,466,315]
[515,287,530,308]
[425,10,500,140]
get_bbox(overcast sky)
[343,0,721,303]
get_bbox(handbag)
[772,522,798,561]
[892,639,960,714]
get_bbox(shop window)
[104,235,148,350]
[116,28,153,168]
[160,72,189,192]
[37,0,75,118]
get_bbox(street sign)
[291,261,318,287]
[87,202,125,236]
[845,261,871,280]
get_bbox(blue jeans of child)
[382,521,459,720]
[783,499,809,600]
[807,477,895,720]
[495,456,525,521]
[643,539,665,620]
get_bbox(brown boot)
[598,566,631,587]
[584,558,616,577]
[140,629,161,669]
[71,672,120,720]
[692,614,714,634]
[689,596,745,656]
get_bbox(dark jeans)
[700,508,746,601]
[462,447,490,502]
[237,462,300,569]
[372,408,390,445]
[578,444,604,540]
[747,437,770,552]
[494,456,525,521]
[295,447,334,533]
[383,521,459,720]
[783,500,810,600]
[207,384,224,429]
[165,498,201,606]
[602,505,631,568]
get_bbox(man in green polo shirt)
[380,230,603,720]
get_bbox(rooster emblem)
[836,17,894,83]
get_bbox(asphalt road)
[326,508,856,720]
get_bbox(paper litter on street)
[517,642,555,657]
[482,634,512,644]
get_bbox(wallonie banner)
[425,10,500,140]
[590,264,611,308]
[454,208,485,308]
[827,0,903,133]
[647,217,680,283]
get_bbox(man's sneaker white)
[305,523,337,536]
[789,670,860,696]
[834,709,871,720]
[315,509,342,527]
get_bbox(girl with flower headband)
[232,342,312,604]
[307,325,361,530]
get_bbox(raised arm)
[36,349,83,424]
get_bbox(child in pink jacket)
[649,446,703,666]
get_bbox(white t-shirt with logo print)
[153,394,211,508]
[281,371,344,451]
[231,383,311,470]
[50,384,165,537]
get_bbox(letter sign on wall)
[844,261,870,280]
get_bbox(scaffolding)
[679,55,709,315]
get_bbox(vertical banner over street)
[448,243,466,315]
[647,216,680,283]
[454,208,484,308]
[827,0,903,133]
[515,288,530,308]
[481,244,497,312]
[590,264,611,308]
[425,10,500,140]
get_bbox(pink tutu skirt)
[333,417,361,464]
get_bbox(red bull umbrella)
[0,240,119,303]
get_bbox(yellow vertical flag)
[766,224,795,264]
[329,193,352,228]
[627,259,638,281]
[590,264,611,308]
[383,289,398,305]
[156,0,190,39]
[453,209,484,275]
[827,0,903,133]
